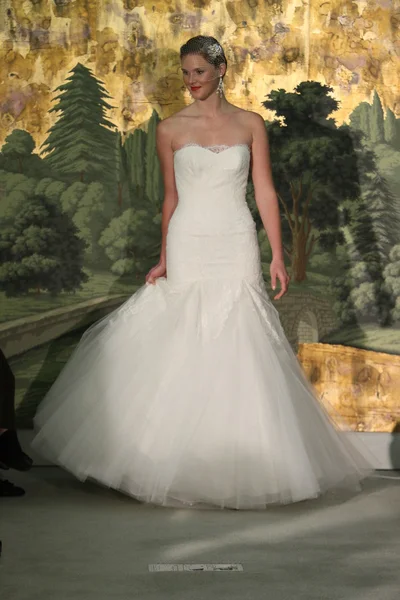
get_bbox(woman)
[33,36,373,510]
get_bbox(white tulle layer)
[32,276,373,510]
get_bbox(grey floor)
[1,468,400,600]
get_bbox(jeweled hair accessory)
[207,43,223,59]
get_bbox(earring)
[216,76,224,98]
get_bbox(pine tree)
[359,171,400,259]
[334,168,398,328]
[349,102,371,139]
[145,110,164,210]
[360,103,371,140]
[114,131,128,208]
[370,90,385,144]
[344,208,394,326]
[41,63,116,183]
[124,128,147,204]
[384,108,397,146]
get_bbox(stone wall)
[0,295,130,359]
[298,342,400,433]
[273,291,339,350]
[1,290,337,359]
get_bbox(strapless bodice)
[168,144,256,235]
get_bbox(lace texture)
[109,275,283,346]
[173,142,251,155]
[170,143,254,235]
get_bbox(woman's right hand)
[145,261,167,285]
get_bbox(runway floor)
[1,467,400,600]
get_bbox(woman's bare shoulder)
[237,109,267,141]
[225,105,265,129]
[237,107,265,124]
[160,106,195,126]
[157,106,195,139]
[158,106,193,131]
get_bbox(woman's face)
[181,54,224,99]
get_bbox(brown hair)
[180,35,228,74]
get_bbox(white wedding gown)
[32,143,373,510]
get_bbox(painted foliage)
[0,0,399,427]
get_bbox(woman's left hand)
[270,257,290,300]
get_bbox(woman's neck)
[193,95,230,118]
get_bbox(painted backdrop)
[0,0,399,430]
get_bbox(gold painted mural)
[1,0,399,144]
[0,0,400,431]
[298,343,400,433]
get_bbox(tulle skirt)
[32,283,374,509]
[32,227,374,509]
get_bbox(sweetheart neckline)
[173,143,251,158]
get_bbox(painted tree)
[99,117,164,276]
[384,108,397,146]
[370,90,385,144]
[72,182,112,265]
[99,207,162,277]
[342,212,394,326]
[1,129,35,173]
[358,171,400,259]
[330,146,398,327]
[114,131,128,208]
[145,110,164,210]
[0,194,87,296]
[41,63,116,183]
[124,127,147,204]
[384,245,400,322]
[59,181,88,216]
[349,102,371,139]
[36,179,67,202]
[262,81,367,282]
[59,180,115,266]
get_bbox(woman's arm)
[249,112,289,298]
[249,112,283,260]
[156,120,179,265]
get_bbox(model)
[32,36,373,510]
